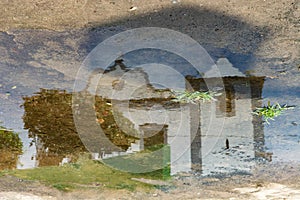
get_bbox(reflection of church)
[96,58,267,175]
[187,61,266,175]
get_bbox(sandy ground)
[1,0,299,61]
[0,0,299,199]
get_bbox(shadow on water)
[80,6,268,55]
[78,6,268,75]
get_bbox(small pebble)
[291,121,298,126]
[129,6,137,11]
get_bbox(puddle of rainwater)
[0,43,298,178]
[0,56,280,178]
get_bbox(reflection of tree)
[95,97,137,150]
[0,127,23,170]
[22,89,139,166]
[23,89,86,156]
[23,89,86,166]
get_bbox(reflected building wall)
[95,60,195,174]
[187,76,265,175]
[94,59,266,175]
